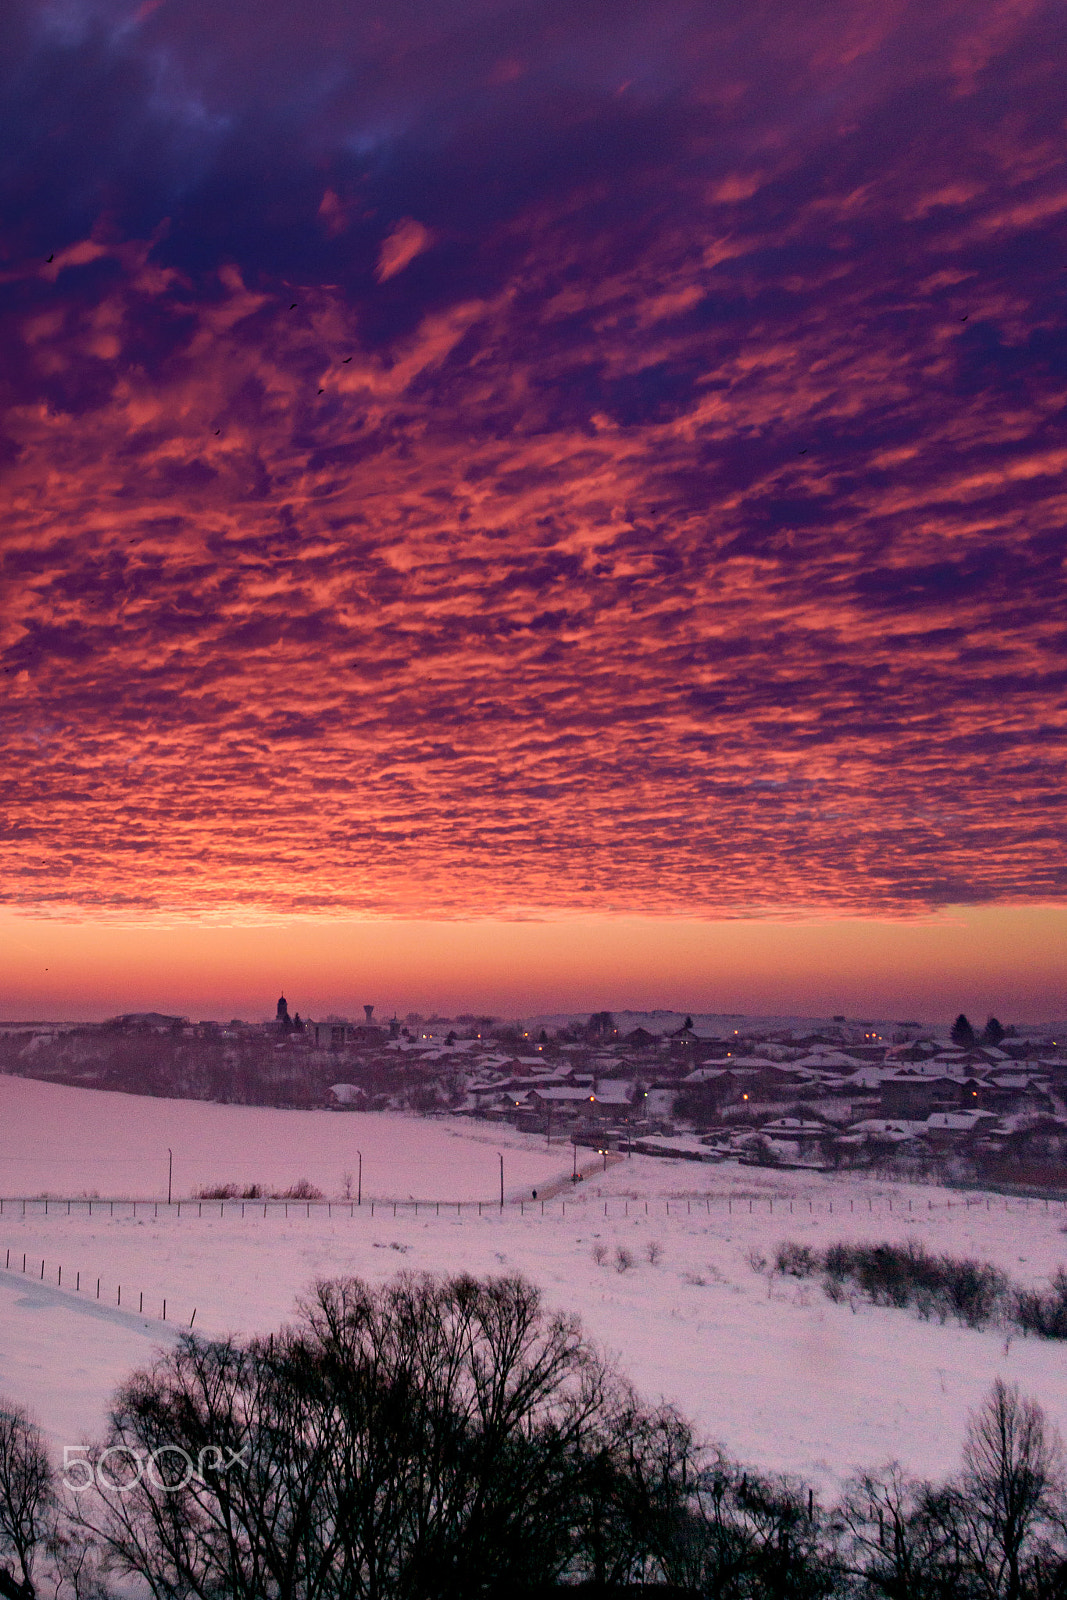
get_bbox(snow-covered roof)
[328,1083,362,1104]
[847,1118,926,1140]
[926,1110,996,1131]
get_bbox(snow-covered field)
[2,1079,1067,1495]
[0,1075,564,1201]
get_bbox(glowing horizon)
[0,904,1063,1027]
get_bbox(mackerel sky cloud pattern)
[1,0,1065,921]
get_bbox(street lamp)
[356,1149,362,1206]
[167,1148,172,1206]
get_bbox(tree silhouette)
[983,1016,1006,1047]
[0,1399,54,1600]
[952,1014,977,1048]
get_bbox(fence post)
[162,1299,166,1320]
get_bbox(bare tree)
[75,1272,688,1600]
[957,1379,1066,1600]
[838,1463,968,1598]
[661,1450,843,1598]
[0,1400,54,1600]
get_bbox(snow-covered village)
[5,1005,1066,1189]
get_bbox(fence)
[0,1244,193,1328]
[0,1191,1062,1223]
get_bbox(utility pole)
[167,1148,173,1206]
[498,1152,504,1210]
[357,1149,362,1206]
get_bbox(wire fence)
[0,1245,193,1328]
[0,1191,1063,1223]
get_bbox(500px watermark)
[63,1443,249,1493]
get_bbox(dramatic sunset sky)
[1,0,1065,1021]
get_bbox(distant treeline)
[2,1271,1067,1598]
[0,1028,459,1112]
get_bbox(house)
[923,1109,998,1147]
[759,1117,830,1164]
[880,1074,967,1119]
[525,1083,634,1122]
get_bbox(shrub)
[646,1240,663,1266]
[280,1179,323,1200]
[195,1182,273,1200]
[1014,1269,1067,1338]
[775,1241,820,1278]
[591,1242,608,1265]
[815,1239,1008,1328]
[614,1245,635,1273]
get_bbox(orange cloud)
[375,219,434,283]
